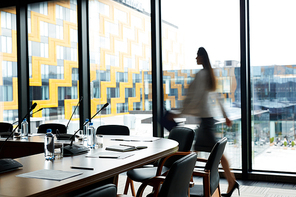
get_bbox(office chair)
[190,137,227,197]
[96,125,130,135]
[135,152,197,197]
[0,122,13,138]
[75,183,117,197]
[0,122,13,133]
[37,123,67,134]
[124,126,194,196]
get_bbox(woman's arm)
[216,93,232,127]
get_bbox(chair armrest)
[193,169,211,197]
[192,169,210,177]
[196,157,208,162]
[156,151,192,176]
[195,157,221,164]
[136,176,165,197]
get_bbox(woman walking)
[169,47,239,196]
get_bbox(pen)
[130,140,153,142]
[71,166,94,170]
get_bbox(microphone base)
[0,158,23,174]
[63,144,89,156]
[56,134,74,140]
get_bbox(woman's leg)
[220,154,236,192]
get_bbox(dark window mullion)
[151,0,164,137]
[16,3,30,131]
[240,0,251,179]
[77,0,91,129]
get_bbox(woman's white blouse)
[181,69,227,118]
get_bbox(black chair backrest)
[0,122,13,133]
[168,127,194,151]
[158,152,197,197]
[37,123,67,134]
[205,137,227,195]
[163,127,194,167]
[96,125,130,135]
[75,183,117,197]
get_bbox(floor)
[117,173,296,197]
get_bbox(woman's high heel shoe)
[222,181,240,197]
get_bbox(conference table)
[0,135,179,197]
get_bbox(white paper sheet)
[16,169,83,181]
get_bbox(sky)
[159,0,296,69]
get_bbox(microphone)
[0,102,37,173]
[56,97,83,140]
[90,103,109,121]
[32,107,43,115]
[63,103,109,156]
[30,102,38,111]
[66,96,83,130]
[69,102,109,139]
[11,107,43,126]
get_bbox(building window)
[40,21,48,36]
[1,36,12,53]
[40,43,48,58]
[40,2,48,15]
[56,25,63,40]
[1,11,12,29]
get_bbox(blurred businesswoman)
[169,47,239,197]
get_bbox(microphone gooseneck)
[31,108,43,116]
[66,96,83,130]
[90,103,109,120]
[18,102,38,129]
[12,107,43,126]
[0,103,38,153]
[70,128,82,146]
[69,103,109,147]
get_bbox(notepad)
[105,144,147,152]
[16,169,82,181]
[105,145,136,152]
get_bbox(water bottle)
[87,123,96,148]
[44,129,55,160]
[83,118,90,139]
[21,118,28,139]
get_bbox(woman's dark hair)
[197,47,216,91]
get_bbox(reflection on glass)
[161,0,241,169]
[250,0,296,173]
[89,0,152,136]
[28,0,79,133]
[0,7,18,123]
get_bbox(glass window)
[56,25,63,40]
[1,11,12,29]
[28,0,79,134]
[89,0,151,136]
[0,7,18,125]
[250,0,296,173]
[56,5,63,20]
[161,0,241,169]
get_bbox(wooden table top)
[0,135,178,197]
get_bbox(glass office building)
[1,0,296,182]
